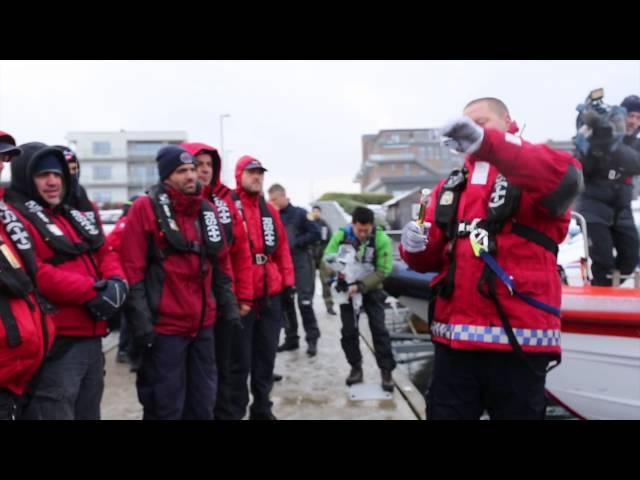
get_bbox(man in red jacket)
[181,142,254,419]
[121,145,238,420]
[400,97,583,420]
[6,142,127,420]
[227,155,295,420]
[0,133,55,420]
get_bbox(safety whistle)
[416,188,430,226]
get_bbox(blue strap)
[479,251,561,317]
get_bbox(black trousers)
[118,311,130,354]
[339,289,396,372]
[20,337,104,420]
[283,253,320,344]
[426,343,554,420]
[213,315,238,420]
[0,388,18,421]
[136,327,217,420]
[228,295,282,419]
[588,220,639,286]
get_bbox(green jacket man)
[322,206,396,392]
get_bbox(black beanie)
[156,145,194,181]
[621,95,640,114]
[33,154,64,176]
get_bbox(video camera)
[574,88,627,158]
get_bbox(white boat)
[546,285,640,419]
[533,211,640,419]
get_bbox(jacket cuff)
[471,127,500,161]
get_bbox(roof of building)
[382,187,423,207]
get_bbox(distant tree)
[318,192,392,205]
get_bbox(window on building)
[426,146,433,158]
[388,208,396,222]
[93,165,112,181]
[414,131,429,142]
[404,163,411,175]
[128,142,168,157]
[128,164,158,184]
[93,191,112,204]
[440,146,454,162]
[92,141,111,155]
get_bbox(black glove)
[336,277,349,293]
[283,286,296,299]
[133,330,156,351]
[85,277,129,322]
[229,316,244,330]
[128,330,156,372]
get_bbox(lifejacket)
[71,187,102,232]
[0,200,49,348]
[433,168,561,375]
[206,192,234,246]
[148,184,226,269]
[4,190,104,266]
[230,192,278,264]
[143,185,227,323]
[230,191,278,303]
[339,225,378,267]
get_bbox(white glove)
[401,221,431,253]
[441,116,484,154]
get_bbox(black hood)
[10,142,72,206]
[52,144,87,208]
[53,145,80,177]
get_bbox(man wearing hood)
[5,142,126,420]
[181,142,253,419]
[227,155,294,420]
[121,145,238,420]
[0,132,55,420]
[52,146,96,218]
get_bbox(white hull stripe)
[431,322,561,347]
[562,294,640,314]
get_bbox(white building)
[65,130,188,205]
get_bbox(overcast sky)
[1,60,638,207]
